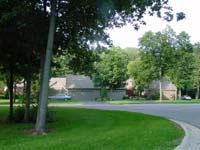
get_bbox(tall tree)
[35,0,57,134]
[139,27,175,101]
[192,43,200,99]
[167,31,194,99]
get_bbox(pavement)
[49,102,200,149]
[172,119,200,150]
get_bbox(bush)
[13,105,56,123]
[100,87,108,101]
[149,92,160,100]
[122,95,129,100]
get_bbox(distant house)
[145,78,177,100]
[49,77,68,95]
[49,75,125,101]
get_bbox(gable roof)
[66,75,95,89]
[148,78,177,91]
[49,77,66,91]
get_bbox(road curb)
[171,119,200,150]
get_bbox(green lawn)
[106,100,143,104]
[105,99,200,104]
[155,99,200,104]
[0,99,23,104]
[0,107,183,150]
[48,100,84,105]
[0,99,83,105]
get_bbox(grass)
[105,99,200,104]
[155,99,200,104]
[0,99,23,104]
[106,100,143,104]
[0,99,83,105]
[0,107,183,150]
[49,100,84,105]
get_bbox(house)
[49,75,125,101]
[145,78,177,100]
[49,77,68,95]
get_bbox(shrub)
[13,105,56,123]
[100,87,108,101]
[122,95,129,100]
[149,92,160,100]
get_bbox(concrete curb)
[171,119,200,150]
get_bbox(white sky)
[107,0,200,48]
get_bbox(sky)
[107,0,200,48]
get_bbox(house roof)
[66,75,95,89]
[49,77,66,91]
[148,78,177,91]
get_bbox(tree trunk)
[178,88,182,100]
[196,81,200,99]
[9,67,14,121]
[159,69,162,101]
[35,0,56,134]
[24,65,32,122]
[13,82,16,103]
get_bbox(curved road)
[72,103,200,128]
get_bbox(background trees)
[128,27,197,100]
[93,47,129,90]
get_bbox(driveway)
[69,103,200,128]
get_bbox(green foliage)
[93,47,129,89]
[149,92,160,100]
[100,87,108,101]
[127,58,156,94]
[167,31,195,91]
[123,47,140,61]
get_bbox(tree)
[192,43,200,99]
[139,27,175,101]
[127,57,156,95]
[35,0,57,134]
[123,47,140,61]
[93,47,129,90]
[167,31,194,99]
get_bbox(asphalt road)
[72,103,200,128]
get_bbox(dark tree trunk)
[24,63,32,122]
[9,67,14,121]
[35,0,57,134]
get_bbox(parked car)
[181,95,192,100]
[48,93,71,100]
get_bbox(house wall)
[68,88,125,101]
[146,89,176,100]
[163,90,176,100]
[68,89,100,101]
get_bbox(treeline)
[128,26,200,100]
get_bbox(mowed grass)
[106,100,143,104]
[156,99,200,104]
[0,99,23,104]
[49,100,84,105]
[0,99,83,105]
[106,99,200,104]
[0,107,183,150]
